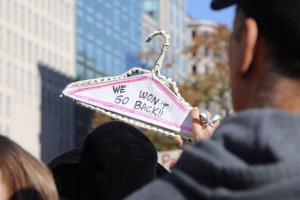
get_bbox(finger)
[174,137,183,148]
[191,107,200,118]
[191,107,204,142]
[192,108,219,141]
[174,137,185,149]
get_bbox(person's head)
[212,0,300,112]
[0,135,58,200]
[49,121,169,200]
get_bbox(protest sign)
[62,30,194,141]
[63,73,192,136]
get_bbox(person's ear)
[239,18,258,74]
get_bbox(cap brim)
[49,148,169,199]
[211,0,236,10]
[48,147,82,169]
[48,147,169,178]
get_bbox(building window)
[41,18,46,40]
[203,31,209,38]
[48,0,52,15]
[169,1,173,23]
[144,0,159,21]
[28,71,32,93]
[13,1,17,24]
[0,26,2,50]
[192,65,197,74]
[6,30,10,54]
[34,14,38,35]
[66,3,70,24]
[6,63,10,85]
[6,126,10,137]
[53,1,57,17]
[96,49,102,70]
[20,6,24,28]
[21,38,24,60]
[12,65,16,88]
[13,34,17,57]
[48,23,52,43]
[6,0,10,21]
[205,63,210,73]
[204,47,209,57]
[0,60,2,84]
[28,10,32,32]
[0,94,2,116]
[20,68,24,90]
[77,63,85,80]
[34,44,38,62]
[41,0,45,10]
[65,32,69,51]
[15,66,19,89]
[6,96,10,117]
[41,48,45,62]
[23,39,27,61]
[192,30,197,38]
[0,0,2,17]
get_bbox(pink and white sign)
[63,73,193,136]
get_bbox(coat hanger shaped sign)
[62,30,193,142]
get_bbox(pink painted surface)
[66,74,192,133]
[68,76,149,95]
[72,94,192,132]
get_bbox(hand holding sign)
[61,30,221,142]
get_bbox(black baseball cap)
[210,0,300,72]
[211,0,236,10]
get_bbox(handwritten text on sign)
[63,74,192,136]
[113,85,169,118]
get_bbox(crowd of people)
[2,0,300,199]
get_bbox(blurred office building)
[76,0,143,79]
[0,0,76,162]
[75,0,144,145]
[143,0,188,82]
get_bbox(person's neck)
[257,75,300,114]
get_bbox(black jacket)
[127,109,300,200]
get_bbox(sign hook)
[145,29,170,77]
